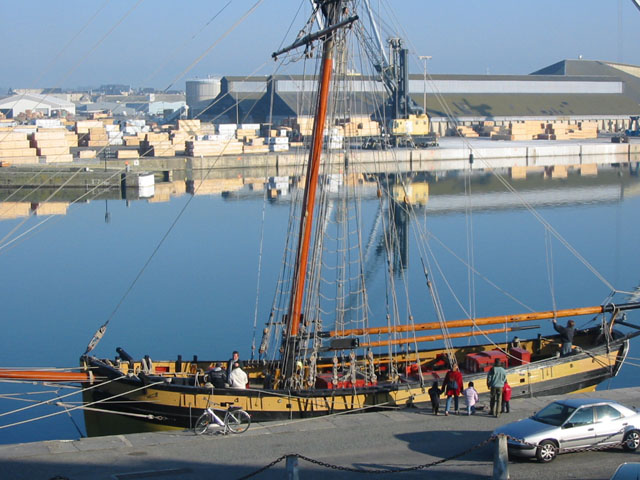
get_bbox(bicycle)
[194,405,251,435]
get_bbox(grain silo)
[186,78,221,118]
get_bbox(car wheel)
[536,440,558,463]
[623,430,640,452]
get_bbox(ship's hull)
[80,330,630,437]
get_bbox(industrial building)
[194,59,640,135]
[0,93,76,118]
[186,77,221,118]
[75,93,186,119]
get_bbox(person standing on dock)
[501,381,512,414]
[553,319,576,356]
[463,381,479,415]
[428,381,440,415]
[443,365,463,416]
[487,359,507,418]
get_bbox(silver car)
[493,398,640,462]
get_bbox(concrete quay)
[130,137,640,176]
[1,387,639,480]
[0,137,638,194]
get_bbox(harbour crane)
[309,0,436,148]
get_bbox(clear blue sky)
[2,0,640,91]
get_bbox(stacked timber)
[78,150,96,159]
[105,124,123,146]
[510,121,544,140]
[123,120,149,146]
[139,132,175,157]
[30,129,73,163]
[185,139,244,156]
[268,133,290,152]
[86,127,108,147]
[477,121,501,137]
[124,133,145,147]
[538,122,598,140]
[490,121,544,141]
[217,124,237,140]
[0,131,38,165]
[243,137,269,154]
[178,119,201,132]
[64,130,78,147]
[236,123,260,143]
[340,116,380,137]
[573,121,598,138]
[76,120,106,147]
[169,119,204,155]
[76,120,105,134]
[117,149,139,159]
[324,126,344,150]
[285,116,314,136]
[456,125,479,138]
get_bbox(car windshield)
[533,402,577,426]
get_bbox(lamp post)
[418,55,432,117]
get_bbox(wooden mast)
[360,325,536,348]
[322,302,640,338]
[282,0,345,379]
[0,369,93,382]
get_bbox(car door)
[559,406,596,450]
[593,404,626,446]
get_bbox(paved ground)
[0,388,639,479]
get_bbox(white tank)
[186,78,221,107]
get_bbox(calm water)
[0,164,639,444]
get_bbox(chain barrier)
[235,455,289,480]
[235,434,496,479]
[235,427,635,479]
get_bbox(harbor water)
[0,161,639,445]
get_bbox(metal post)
[418,55,431,116]
[492,434,509,480]
[286,455,299,480]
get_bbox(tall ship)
[1,0,640,437]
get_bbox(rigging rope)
[163,0,265,92]
[0,380,164,430]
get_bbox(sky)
[2,0,640,91]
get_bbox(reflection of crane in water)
[362,175,416,280]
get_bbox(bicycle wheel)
[225,409,251,434]
[194,412,212,435]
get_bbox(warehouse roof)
[531,59,640,104]
[195,60,640,123]
[420,93,640,119]
[0,93,74,110]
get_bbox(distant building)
[98,84,132,95]
[186,78,221,119]
[0,93,75,118]
[76,93,186,119]
[195,59,640,134]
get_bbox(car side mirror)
[563,422,574,429]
